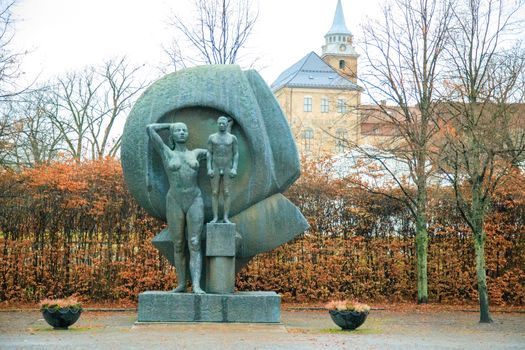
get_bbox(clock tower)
[321,0,359,83]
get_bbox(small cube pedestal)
[206,223,236,294]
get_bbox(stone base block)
[137,291,281,323]
[206,256,236,294]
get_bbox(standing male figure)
[207,116,239,223]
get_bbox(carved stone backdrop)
[121,65,308,275]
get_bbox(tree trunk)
[415,157,429,304]
[470,184,492,322]
[474,228,493,323]
[415,211,428,304]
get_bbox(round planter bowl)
[329,310,369,330]
[42,308,82,329]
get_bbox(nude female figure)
[147,122,207,294]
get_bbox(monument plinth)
[206,223,236,294]
[137,291,281,323]
[121,64,308,323]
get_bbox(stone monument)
[206,116,239,293]
[121,65,308,323]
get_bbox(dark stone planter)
[329,310,368,330]
[42,308,82,329]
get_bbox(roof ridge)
[295,51,319,73]
[271,51,318,90]
[302,68,335,72]
[271,51,359,91]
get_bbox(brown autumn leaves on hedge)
[0,159,524,305]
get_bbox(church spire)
[322,0,357,57]
[321,0,359,83]
[326,0,351,36]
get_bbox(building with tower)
[271,0,363,158]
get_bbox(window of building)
[321,98,329,113]
[303,96,312,112]
[337,98,347,113]
[339,60,346,69]
[335,129,348,153]
[302,128,314,151]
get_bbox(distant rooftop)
[271,52,360,92]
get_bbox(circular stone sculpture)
[121,65,308,275]
[122,65,299,222]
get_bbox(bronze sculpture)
[207,116,239,223]
[123,65,309,322]
[146,122,206,294]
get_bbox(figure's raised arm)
[147,123,172,132]
[146,123,171,156]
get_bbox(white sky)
[11,0,381,85]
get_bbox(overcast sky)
[11,0,381,85]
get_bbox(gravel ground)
[0,308,523,349]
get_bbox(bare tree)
[87,57,146,159]
[438,0,525,323]
[165,0,258,67]
[8,86,63,166]
[160,38,188,74]
[0,0,25,101]
[357,0,453,303]
[0,102,19,166]
[50,67,101,161]
[0,0,32,168]
[50,57,145,161]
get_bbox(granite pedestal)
[206,223,236,294]
[137,291,281,323]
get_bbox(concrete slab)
[137,291,281,323]
[1,308,524,349]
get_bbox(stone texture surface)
[137,291,281,323]
[233,193,308,258]
[152,194,308,266]
[206,223,236,294]
[121,65,300,222]
[206,257,235,294]
[206,223,236,257]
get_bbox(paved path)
[1,309,523,349]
